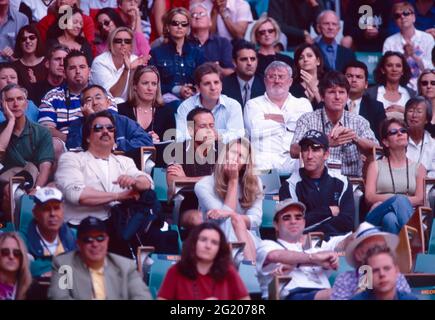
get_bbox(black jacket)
[279,168,354,237]
[221,73,265,110]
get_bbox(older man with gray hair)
[244,61,312,173]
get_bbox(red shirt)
[158,264,249,300]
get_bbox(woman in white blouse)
[90,26,148,104]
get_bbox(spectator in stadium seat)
[364,118,426,234]
[250,16,294,77]
[417,69,435,136]
[343,61,387,141]
[331,221,410,300]
[48,216,152,300]
[351,245,417,300]
[0,232,32,300]
[256,199,347,300]
[158,222,250,300]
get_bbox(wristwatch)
[221,8,231,19]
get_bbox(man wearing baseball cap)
[256,198,351,300]
[331,222,411,300]
[24,187,76,278]
[48,216,152,300]
[280,129,354,238]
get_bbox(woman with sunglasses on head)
[149,7,205,108]
[95,8,150,57]
[158,222,250,300]
[0,232,32,300]
[364,118,426,234]
[90,26,148,104]
[12,25,46,93]
[251,16,294,77]
[118,66,175,143]
[417,69,435,137]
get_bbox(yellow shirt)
[89,266,106,300]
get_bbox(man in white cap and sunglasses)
[256,199,351,300]
[331,221,411,300]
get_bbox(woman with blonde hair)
[195,138,263,261]
[118,65,175,143]
[251,15,294,76]
[0,232,32,300]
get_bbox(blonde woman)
[0,232,32,300]
[194,138,263,261]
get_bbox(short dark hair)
[82,110,115,150]
[186,107,214,123]
[45,43,70,60]
[64,50,89,70]
[14,25,44,59]
[0,62,18,74]
[194,62,221,86]
[232,39,257,60]
[177,222,231,281]
[404,96,433,123]
[80,84,109,104]
[319,71,350,96]
[343,60,369,81]
[374,51,412,86]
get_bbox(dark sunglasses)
[170,20,189,27]
[387,127,408,136]
[99,20,112,28]
[393,10,414,19]
[113,38,132,45]
[0,248,23,258]
[300,143,325,152]
[80,235,107,244]
[21,35,37,42]
[421,80,435,86]
[281,214,304,221]
[258,28,275,36]
[92,124,115,133]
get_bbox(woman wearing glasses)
[95,8,150,57]
[149,7,205,108]
[0,232,32,300]
[118,66,175,143]
[364,118,426,234]
[417,69,435,136]
[90,26,148,104]
[251,16,294,77]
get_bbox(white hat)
[34,187,63,205]
[274,199,306,221]
[345,222,399,268]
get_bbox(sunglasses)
[258,28,275,36]
[387,127,408,136]
[99,20,112,28]
[300,143,324,152]
[281,214,304,221]
[393,10,414,19]
[92,124,115,133]
[421,80,435,86]
[192,12,207,19]
[0,248,23,258]
[170,20,189,27]
[113,38,132,45]
[80,235,107,244]
[21,35,37,42]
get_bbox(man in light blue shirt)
[176,62,245,144]
[0,0,28,62]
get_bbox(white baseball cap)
[34,187,63,205]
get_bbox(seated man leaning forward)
[256,199,351,300]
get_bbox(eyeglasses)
[80,235,107,244]
[265,73,288,81]
[300,143,324,152]
[393,10,414,20]
[421,80,435,86]
[258,28,275,36]
[192,12,207,19]
[21,35,37,42]
[92,124,115,133]
[99,20,112,28]
[113,38,132,45]
[387,127,408,136]
[170,20,189,27]
[0,248,23,258]
[281,214,304,221]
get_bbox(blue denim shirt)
[149,39,205,95]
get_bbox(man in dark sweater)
[279,129,354,238]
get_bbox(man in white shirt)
[244,61,312,174]
[256,198,349,300]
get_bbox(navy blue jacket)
[279,167,354,237]
[221,73,265,110]
[352,290,418,300]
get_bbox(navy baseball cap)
[299,130,329,149]
[77,216,107,238]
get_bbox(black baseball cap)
[299,130,329,149]
[77,216,107,238]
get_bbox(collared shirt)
[36,226,65,256]
[347,97,362,115]
[237,76,255,106]
[376,85,411,111]
[89,265,106,300]
[189,34,234,69]
[316,38,338,70]
[244,93,312,171]
[292,108,378,177]
[407,130,435,175]
[176,93,245,144]
[0,7,28,62]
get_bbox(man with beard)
[244,61,312,174]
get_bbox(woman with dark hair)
[118,65,175,143]
[290,43,324,109]
[0,232,32,300]
[12,25,46,92]
[364,118,426,234]
[417,69,435,136]
[95,7,150,57]
[367,51,416,119]
[157,222,250,300]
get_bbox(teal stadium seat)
[148,254,179,299]
[414,254,435,273]
[239,260,261,297]
[153,168,168,203]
